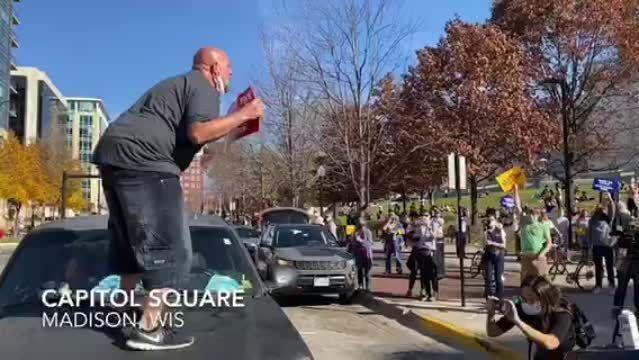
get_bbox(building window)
[78,101,95,112]
[78,115,93,165]
[82,179,91,201]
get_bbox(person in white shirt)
[354,219,374,291]
[325,214,338,241]
[431,212,445,279]
[383,215,405,274]
[406,215,439,301]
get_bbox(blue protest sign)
[501,196,515,209]
[592,178,622,193]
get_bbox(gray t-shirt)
[92,71,220,175]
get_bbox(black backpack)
[527,299,595,359]
[561,298,596,348]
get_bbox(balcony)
[10,54,16,70]
[11,35,18,48]
[11,12,19,26]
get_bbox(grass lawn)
[368,187,603,251]
[374,187,601,218]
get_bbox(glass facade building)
[0,0,18,141]
[65,98,110,212]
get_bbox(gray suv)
[256,224,357,303]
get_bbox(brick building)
[180,153,204,214]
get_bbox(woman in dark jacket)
[487,276,575,360]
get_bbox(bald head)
[192,47,232,94]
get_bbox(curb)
[363,296,524,360]
[0,243,18,250]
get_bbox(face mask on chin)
[521,302,542,316]
[215,75,229,95]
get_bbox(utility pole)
[455,154,466,307]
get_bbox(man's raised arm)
[188,98,264,145]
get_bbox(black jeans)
[100,165,192,290]
[356,257,372,290]
[384,236,402,273]
[408,249,438,297]
[593,246,615,288]
[484,246,505,299]
[407,249,419,293]
[614,259,639,310]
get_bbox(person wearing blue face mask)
[486,276,575,360]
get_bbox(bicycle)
[469,249,485,279]
[548,235,568,281]
[565,248,596,291]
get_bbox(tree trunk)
[359,158,367,213]
[428,189,435,208]
[13,203,21,235]
[402,187,407,214]
[30,205,36,229]
[470,176,478,226]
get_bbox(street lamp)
[541,78,574,247]
[317,165,326,217]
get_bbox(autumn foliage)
[0,133,86,233]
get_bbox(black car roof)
[35,214,228,232]
[260,207,310,216]
[273,224,322,229]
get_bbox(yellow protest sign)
[346,225,357,236]
[496,167,527,193]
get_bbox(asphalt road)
[280,295,489,360]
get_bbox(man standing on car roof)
[92,47,264,351]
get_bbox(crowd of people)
[312,207,452,302]
[299,180,639,358]
[482,181,639,358]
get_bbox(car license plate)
[314,277,330,287]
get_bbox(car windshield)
[235,227,258,238]
[275,226,335,248]
[263,210,309,225]
[0,226,262,308]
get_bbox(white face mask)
[215,75,227,95]
[521,302,542,316]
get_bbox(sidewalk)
[368,241,621,358]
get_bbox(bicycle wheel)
[575,260,596,291]
[469,251,482,278]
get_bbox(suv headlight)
[276,258,293,266]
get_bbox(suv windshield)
[274,226,336,248]
[235,227,259,238]
[0,226,262,308]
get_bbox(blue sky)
[14,0,491,118]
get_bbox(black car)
[0,215,313,360]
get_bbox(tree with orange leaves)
[0,134,51,233]
[402,19,558,223]
[492,0,639,178]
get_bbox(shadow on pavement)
[387,350,487,360]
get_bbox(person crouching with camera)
[486,276,575,360]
